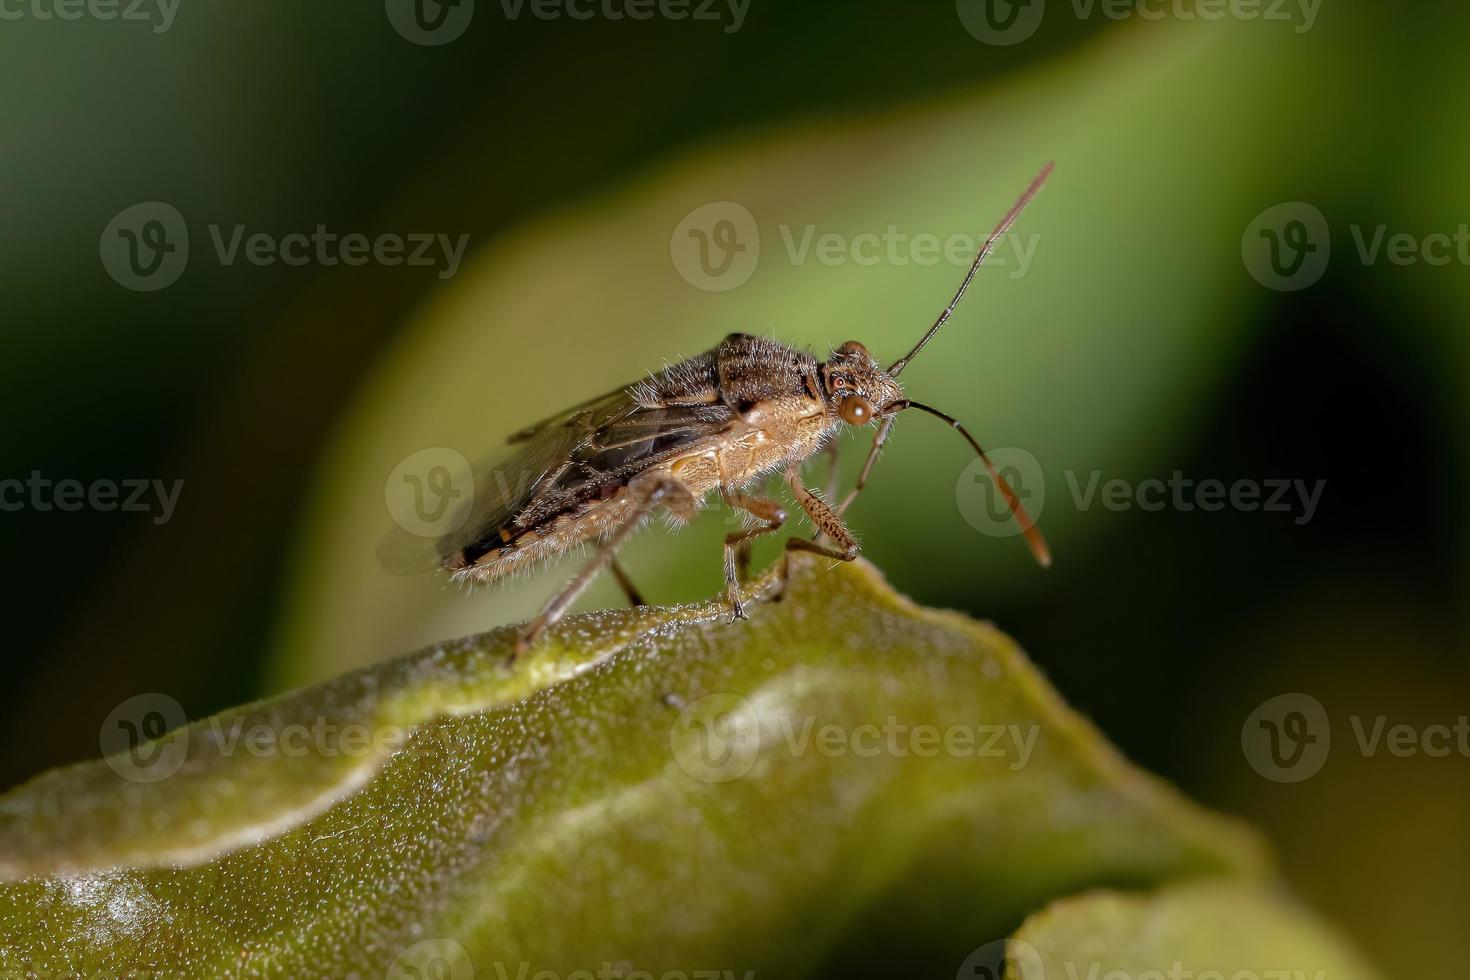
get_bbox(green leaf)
[0,557,1267,977]
[1007,881,1384,980]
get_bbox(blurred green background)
[2,1,1465,975]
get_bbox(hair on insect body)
[383,163,1054,654]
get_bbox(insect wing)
[376,387,633,576]
[506,401,735,531]
[378,356,739,578]
[375,427,574,576]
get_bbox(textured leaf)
[1006,881,1384,980]
[0,557,1265,977]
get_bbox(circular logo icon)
[385,447,475,538]
[385,0,474,45]
[956,938,1046,980]
[385,938,475,980]
[99,202,189,292]
[670,201,760,292]
[1241,201,1330,292]
[1241,692,1330,783]
[670,692,759,783]
[955,447,1045,539]
[956,0,1046,46]
[100,692,188,783]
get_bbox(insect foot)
[512,627,534,661]
[726,597,751,624]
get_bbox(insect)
[385,164,1053,654]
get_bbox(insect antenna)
[897,399,1051,568]
[886,162,1054,378]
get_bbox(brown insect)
[386,164,1053,653]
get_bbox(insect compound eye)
[839,394,873,425]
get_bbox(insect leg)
[835,415,895,517]
[608,557,647,607]
[720,488,787,622]
[728,486,779,584]
[783,465,859,594]
[811,415,894,545]
[517,473,695,655]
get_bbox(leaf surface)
[0,557,1267,977]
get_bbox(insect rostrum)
[391,164,1054,654]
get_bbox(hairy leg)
[720,487,787,621]
[812,416,894,545]
[835,415,894,517]
[783,465,859,592]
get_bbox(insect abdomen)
[447,487,637,582]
